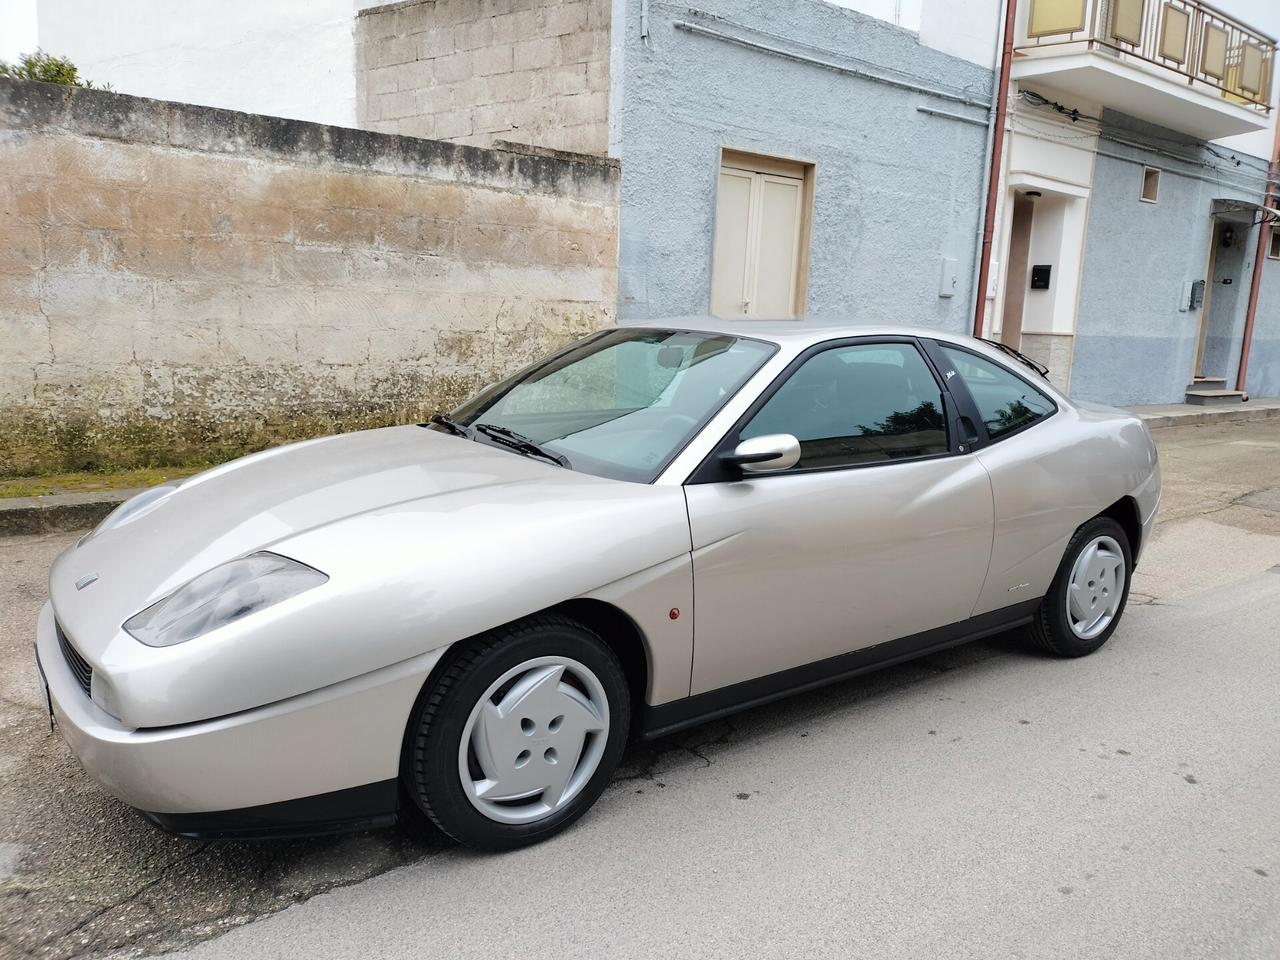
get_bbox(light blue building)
[608,0,1280,406]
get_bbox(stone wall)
[0,78,618,477]
[355,0,610,155]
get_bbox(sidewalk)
[1125,396,1280,429]
[3,399,1278,536]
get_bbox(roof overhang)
[1012,50,1271,140]
[1212,198,1280,225]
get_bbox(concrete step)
[1187,377,1228,392]
[1185,389,1247,406]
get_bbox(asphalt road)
[2,417,1279,959]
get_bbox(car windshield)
[444,328,776,482]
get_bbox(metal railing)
[1020,0,1275,113]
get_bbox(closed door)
[711,162,805,319]
[684,340,995,695]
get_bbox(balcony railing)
[1020,0,1275,114]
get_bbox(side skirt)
[140,779,400,840]
[639,598,1042,740]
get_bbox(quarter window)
[740,342,948,469]
[938,345,1055,440]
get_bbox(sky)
[1233,0,1280,43]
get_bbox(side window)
[740,342,948,469]
[938,345,1055,440]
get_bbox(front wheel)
[1028,516,1132,657]
[402,615,630,850]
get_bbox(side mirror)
[721,434,801,474]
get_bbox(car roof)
[618,316,983,349]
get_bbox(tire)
[1028,516,1132,658]
[402,614,630,850]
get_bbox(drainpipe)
[1236,115,1280,395]
[972,0,1018,339]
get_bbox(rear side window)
[741,342,948,469]
[938,345,1054,440]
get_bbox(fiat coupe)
[35,320,1160,848]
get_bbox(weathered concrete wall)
[356,0,610,155]
[611,0,993,328]
[1071,112,1269,406]
[0,78,618,477]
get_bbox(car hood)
[50,426,615,646]
[48,424,694,728]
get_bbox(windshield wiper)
[474,423,569,467]
[427,414,473,437]
[980,338,1050,380]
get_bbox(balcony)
[1013,0,1276,139]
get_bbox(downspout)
[972,0,1019,338]
[1236,114,1280,396]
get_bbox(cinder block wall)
[0,79,618,477]
[356,0,610,155]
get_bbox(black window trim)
[686,335,962,485]
[920,338,1059,448]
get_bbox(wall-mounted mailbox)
[1189,279,1206,310]
[1030,264,1052,290]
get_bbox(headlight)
[124,553,328,647]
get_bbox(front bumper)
[35,602,443,834]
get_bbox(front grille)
[55,620,92,697]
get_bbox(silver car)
[35,320,1160,848]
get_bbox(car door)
[922,340,1068,617]
[682,337,995,696]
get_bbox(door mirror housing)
[722,434,801,474]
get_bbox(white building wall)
[35,0,383,128]
[826,0,999,67]
[918,0,1000,68]
[0,0,38,62]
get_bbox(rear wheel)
[403,615,630,849]
[1028,516,1132,657]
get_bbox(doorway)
[1000,194,1035,351]
[1194,219,1248,382]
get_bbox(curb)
[1133,403,1280,430]
[0,488,140,538]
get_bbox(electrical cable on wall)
[1015,87,1273,192]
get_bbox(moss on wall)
[0,370,497,478]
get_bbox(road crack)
[43,842,211,958]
